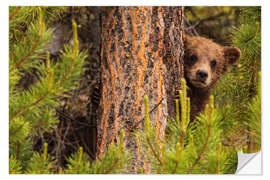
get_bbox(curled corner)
[236,151,262,174]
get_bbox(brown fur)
[184,35,241,121]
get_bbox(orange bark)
[97,7,184,170]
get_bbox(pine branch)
[172,160,178,174]
[9,6,22,21]
[10,122,25,137]
[128,98,164,131]
[16,142,21,161]
[10,35,41,71]
[55,56,75,89]
[55,21,79,89]
[10,89,50,121]
[76,147,83,174]
[179,131,185,148]
[146,136,163,166]
[187,126,211,174]
[104,158,120,174]
[244,23,260,43]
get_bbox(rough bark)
[97,7,185,170]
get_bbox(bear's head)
[184,35,241,90]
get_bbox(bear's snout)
[196,70,208,82]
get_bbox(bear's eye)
[190,55,198,62]
[211,60,217,68]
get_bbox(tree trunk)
[97,6,184,170]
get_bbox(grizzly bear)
[183,35,241,121]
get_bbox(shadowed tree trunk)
[97,6,185,171]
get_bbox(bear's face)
[184,35,241,89]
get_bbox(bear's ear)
[223,47,241,65]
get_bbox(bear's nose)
[196,70,208,82]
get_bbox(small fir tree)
[9,6,87,173]
[9,7,131,174]
[213,7,261,153]
[136,79,238,174]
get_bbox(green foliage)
[9,6,130,175]
[9,155,23,174]
[244,72,261,149]
[89,131,131,174]
[213,7,261,153]
[9,6,66,34]
[65,147,91,174]
[138,79,237,174]
[26,143,56,174]
[64,130,131,174]
[9,7,87,173]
